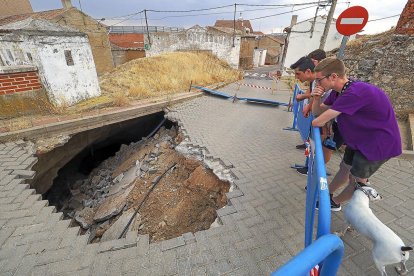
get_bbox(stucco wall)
[0,0,32,17]
[145,27,241,69]
[285,17,355,67]
[0,34,101,106]
[53,8,114,76]
[112,49,146,67]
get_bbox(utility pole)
[319,0,337,50]
[144,9,151,46]
[280,15,297,71]
[309,0,321,38]
[232,3,237,47]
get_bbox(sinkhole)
[33,112,231,243]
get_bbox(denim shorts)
[343,147,388,179]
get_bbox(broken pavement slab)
[100,209,141,242]
[93,184,134,222]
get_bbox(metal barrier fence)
[275,88,344,275]
[283,83,301,131]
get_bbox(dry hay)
[99,52,243,103]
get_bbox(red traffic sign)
[336,6,369,36]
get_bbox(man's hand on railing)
[302,103,312,118]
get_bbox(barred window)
[64,50,74,66]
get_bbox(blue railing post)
[273,118,343,275]
[284,84,301,131]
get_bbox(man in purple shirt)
[312,58,402,211]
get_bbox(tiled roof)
[0,9,67,26]
[0,18,79,33]
[207,26,243,35]
[214,20,253,33]
[108,33,144,49]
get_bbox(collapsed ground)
[46,125,231,243]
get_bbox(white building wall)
[146,27,241,69]
[284,17,355,68]
[0,34,101,106]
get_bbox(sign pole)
[336,35,349,60]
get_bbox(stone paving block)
[216,205,237,218]
[12,169,35,179]
[160,236,185,252]
[177,258,192,276]
[136,234,150,256]
[0,174,15,187]
[11,188,35,204]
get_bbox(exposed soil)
[57,125,230,243]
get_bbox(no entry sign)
[336,6,369,36]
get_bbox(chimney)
[290,15,298,27]
[61,0,73,9]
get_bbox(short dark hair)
[290,56,315,72]
[307,49,326,62]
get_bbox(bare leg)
[329,161,351,194]
[333,175,368,204]
[323,146,333,164]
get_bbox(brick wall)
[0,71,42,95]
[395,0,414,35]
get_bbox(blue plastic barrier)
[296,101,312,143]
[272,125,344,275]
[193,86,288,106]
[283,84,301,131]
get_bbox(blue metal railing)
[272,234,344,276]
[272,86,344,275]
[283,83,301,131]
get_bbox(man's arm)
[311,85,329,116]
[312,109,341,126]
[312,98,330,116]
[296,88,311,102]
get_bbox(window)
[64,50,74,66]
[6,49,14,62]
[26,52,33,62]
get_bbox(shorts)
[343,147,388,179]
[322,121,344,150]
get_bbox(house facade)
[284,15,355,68]
[239,35,284,69]
[0,0,114,76]
[109,33,146,67]
[145,25,241,69]
[0,18,101,106]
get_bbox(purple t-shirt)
[324,81,402,161]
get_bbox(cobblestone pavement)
[1,77,414,275]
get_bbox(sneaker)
[296,144,306,149]
[316,196,341,212]
[296,167,308,175]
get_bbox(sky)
[30,0,407,35]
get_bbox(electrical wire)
[147,4,234,13]
[248,5,319,21]
[368,14,400,22]
[108,11,145,27]
[238,1,328,7]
